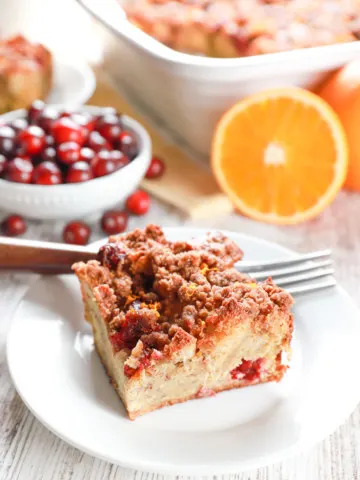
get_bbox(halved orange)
[211,87,348,225]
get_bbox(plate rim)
[6,227,360,474]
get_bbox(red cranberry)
[0,126,16,157]
[91,150,121,177]
[66,161,93,183]
[101,210,128,235]
[71,112,96,140]
[109,150,129,168]
[79,147,95,163]
[28,99,45,124]
[11,118,29,133]
[0,154,7,174]
[41,146,57,162]
[5,157,33,183]
[96,114,122,143]
[45,135,55,147]
[117,131,139,159]
[33,161,62,185]
[126,190,150,215]
[52,117,83,145]
[63,221,91,245]
[1,215,27,236]
[36,108,59,133]
[17,126,46,156]
[145,156,165,179]
[86,131,111,152]
[57,142,81,165]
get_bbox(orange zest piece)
[211,87,348,225]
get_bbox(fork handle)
[0,237,98,274]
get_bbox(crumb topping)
[73,225,293,375]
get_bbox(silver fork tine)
[239,249,332,272]
[247,259,333,280]
[286,278,337,295]
[269,268,334,287]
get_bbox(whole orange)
[318,60,360,191]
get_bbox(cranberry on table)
[96,114,122,143]
[66,161,93,183]
[91,150,121,177]
[0,154,7,174]
[41,146,57,162]
[117,131,139,159]
[126,190,150,215]
[36,108,59,133]
[79,147,95,163]
[0,125,16,157]
[101,210,128,235]
[28,99,45,124]
[86,131,111,152]
[1,214,27,236]
[145,156,165,179]
[32,161,62,185]
[57,141,81,165]
[63,221,91,245]
[11,118,28,133]
[5,157,33,183]
[52,117,83,145]
[17,125,46,156]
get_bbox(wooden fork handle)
[0,237,98,274]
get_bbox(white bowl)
[0,106,151,220]
[78,0,360,158]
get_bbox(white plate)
[47,60,96,106]
[6,228,360,475]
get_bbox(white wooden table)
[1,192,360,480]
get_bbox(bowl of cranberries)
[0,100,151,219]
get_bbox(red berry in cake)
[96,114,122,143]
[145,156,165,179]
[28,99,45,124]
[101,210,128,235]
[63,221,91,245]
[91,150,121,177]
[1,214,27,236]
[66,161,93,183]
[52,117,83,144]
[41,146,57,162]
[32,161,62,185]
[125,190,150,215]
[118,131,139,159]
[79,147,95,163]
[5,157,33,183]
[86,131,111,152]
[57,141,81,165]
[17,125,46,156]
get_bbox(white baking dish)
[78,0,360,158]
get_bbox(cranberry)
[145,156,165,179]
[0,126,16,157]
[1,215,27,236]
[126,190,150,215]
[52,117,83,145]
[86,131,111,152]
[101,210,128,235]
[28,99,45,124]
[230,358,264,382]
[97,243,126,270]
[41,146,57,162]
[66,161,93,183]
[91,150,121,177]
[45,134,55,146]
[0,154,7,174]
[5,157,33,183]
[79,147,95,163]
[57,142,81,165]
[36,108,59,133]
[11,118,29,133]
[17,126,46,156]
[63,221,91,245]
[71,112,96,139]
[33,161,62,185]
[96,114,122,143]
[117,131,139,159]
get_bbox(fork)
[0,237,335,295]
